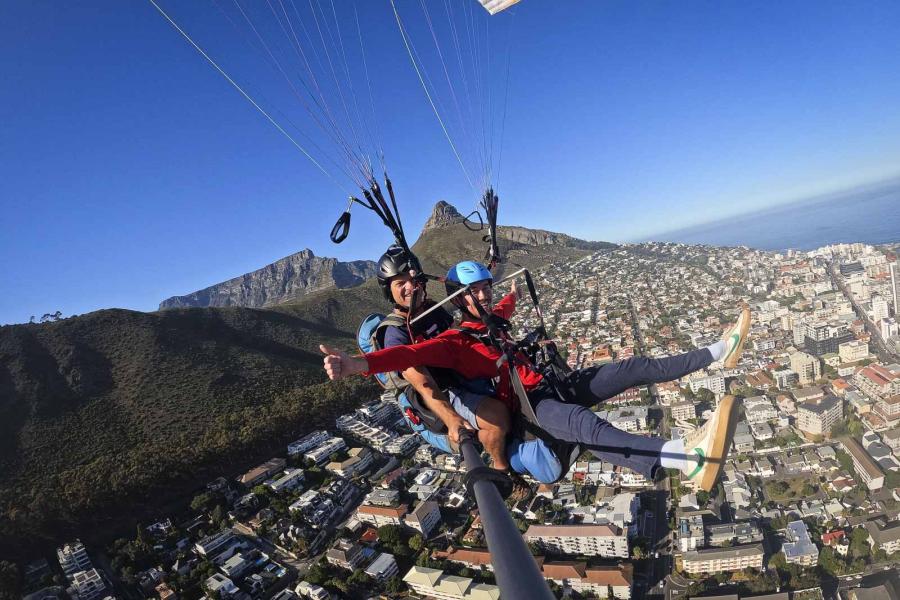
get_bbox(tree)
[408,534,424,552]
[769,551,787,571]
[0,561,21,600]
[385,576,404,594]
[305,563,329,586]
[210,504,225,526]
[190,492,213,513]
[378,524,403,546]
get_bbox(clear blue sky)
[3,0,900,325]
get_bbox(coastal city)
[15,241,900,600]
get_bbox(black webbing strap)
[464,466,513,499]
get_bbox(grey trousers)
[532,348,714,477]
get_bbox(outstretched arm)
[401,366,472,445]
[320,335,457,380]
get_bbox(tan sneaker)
[506,471,534,504]
[682,395,740,492]
[721,305,751,369]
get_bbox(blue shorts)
[447,388,486,430]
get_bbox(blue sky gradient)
[2,1,900,324]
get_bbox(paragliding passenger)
[366,246,534,501]
[323,259,750,492]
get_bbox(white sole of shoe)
[723,308,751,369]
[699,395,740,492]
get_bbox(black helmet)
[377,245,421,301]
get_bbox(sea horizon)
[644,177,900,251]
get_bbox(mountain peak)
[421,201,464,234]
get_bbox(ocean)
[649,179,900,251]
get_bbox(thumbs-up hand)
[320,345,365,380]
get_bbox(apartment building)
[404,498,442,538]
[671,401,696,422]
[57,541,92,577]
[681,544,764,575]
[865,519,900,554]
[541,562,633,599]
[783,521,819,566]
[287,430,330,456]
[403,566,500,599]
[525,524,629,558]
[840,437,885,491]
[839,340,869,363]
[790,351,822,385]
[855,364,900,400]
[796,396,843,438]
[356,504,409,528]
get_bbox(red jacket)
[363,292,543,412]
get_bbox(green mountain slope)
[0,213,613,560]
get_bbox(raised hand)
[320,345,365,380]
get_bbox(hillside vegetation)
[0,215,610,559]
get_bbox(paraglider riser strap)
[464,466,513,500]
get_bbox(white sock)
[705,340,727,362]
[660,439,688,472]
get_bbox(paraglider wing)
[478,0,521,15]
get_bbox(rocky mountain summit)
[421,200,465,233]
[159,249,376,309]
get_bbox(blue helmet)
[446,260,493,293]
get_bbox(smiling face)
[389,273,424,310]
[457,279,493,317]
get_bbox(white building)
[525,524,629,558]
[403,566,501,599]
[304,436,347,466]
[839,340,869,363]
[682,544,764,575]
[69,569,107,600]
[687,373,726,395]
[796,396,842,438]
[790,351,822,386]
[205,574,238,598]
[265,468,306,494]
[288,430,330,456]
[57,541,92,577]
[364,552,399,582]
[405,499,442,538]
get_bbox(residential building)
[790,351,822,385]
[525,524,629,558]
[364,553,399,582]
[803,321,854,356]
[402,566,500,599]
[204,574,238,598]
[873,295,891,323]
[876,395,900,424]
[303,436,347,466]
[855,364,900,400]
[706,522,763,547]
[236,458,286,487]
[678,515,705,552]
[783,521,819,566]
[681,544,764,575]
[840,340,869,363]
[405,498,441,538]
[892,262,900,316]
[356,503,409,528]
[69,569,107,600]
[865,519,900,554]
[194,530,236,558]
[774,369,799,389]
[541,562,633,600]
[325,447,374,478]
[881,318,899,340]
[671,401,696,422]
[295,582,330,600]
[796,396,843,438]
[57,541,92,577]
[883,428,900,451]
[840,437,885,490]
[288,430,330,456]
[326,538,366,571]
[687,373,726,395]
[743,396,778,424]
[265,468,305,494]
